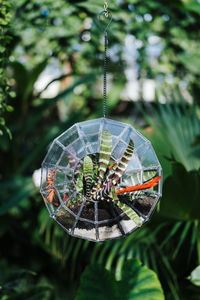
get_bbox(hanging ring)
[98,10,112,33]
[104,1,109,17]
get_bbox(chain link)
[99,7,112,117]
[103,31,108,118]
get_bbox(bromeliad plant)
[47,130,161,224]
[45,130,161,225]
[78,130,160,225]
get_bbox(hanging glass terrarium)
[40,4,162,242]
[40,118,162,241]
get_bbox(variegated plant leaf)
[122,173,141,187]
[66,145,77,168]
[83,155,93,198]
[143,170,157,182]
[116,201,142,227]
[98,139,134,199]
[112,139,134,186]
[109,187,142,226]
[92,130,112,193]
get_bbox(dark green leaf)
[160,162,200,220]
[76,264,118,300]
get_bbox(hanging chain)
[99,7,112,118]
[103,30,108,118]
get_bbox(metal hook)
[98,10,112,33]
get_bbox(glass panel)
[96,202,124,240]
[84,133,99,144]
[121,170,142,187]
[55,208,75,232]
[57,182,78,202]
[147,197,160,218]
[79,202,95,221]
[129,129,147,151]
[143,169,158,182]
[41,167,57,191]
[41,190,59,215]
[43,142,63,166]
[111,140,127,161]
[136,143,159,168]
[57,125,79,147]
[111,136,118,149]
[78,119,101,135]
[86,142,99,154]
[124,153,141,172]
[98,223,122,240]
[54,170,65,186]
[77,148,87,159]
[40,166,48,191]
[73,220,97,241]
[103,119,127,137]
[82,134,100,154]
[121,127,133,144]
[58,151,70,168]
[133,192,157,217]
[67,139,86,159]
[119,218,137,234]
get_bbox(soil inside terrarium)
[133,196,156,216]
[56,201,129,231]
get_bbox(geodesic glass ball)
[40,118,162,242]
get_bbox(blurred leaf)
[76,259,164,300]
[178,53,200,75]
[137,89,200,171]
[183,1,200,15]
[0,265,53,300]
[5,105,14,112]
[160,162,200,220]
[11,60,47,102]
[188,266,200,287]
[0,177,34,215]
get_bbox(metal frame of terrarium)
[40,3,162,242]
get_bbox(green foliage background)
[0,0,200,299]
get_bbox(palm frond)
[137,88,200,171]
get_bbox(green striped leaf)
[93,130,112,192]
[143,170,157,182]
[112,139,134,186]
[83,155,93,197]
[116,201,142,227]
